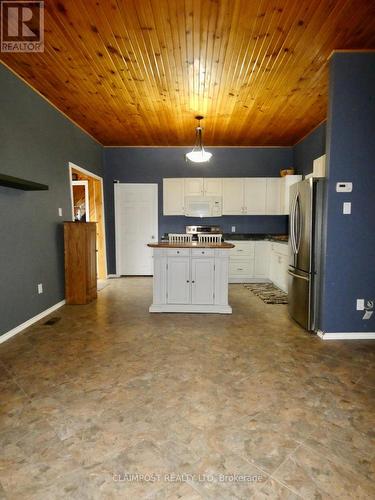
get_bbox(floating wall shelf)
[0,173,49,191]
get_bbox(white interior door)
[115,183,158,275]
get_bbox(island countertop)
[147,241,235,249]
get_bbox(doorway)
[114,183,158,275]
[72,180,89,221]
[69,163,107,280]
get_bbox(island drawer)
[166,248,190,257]
[191,248,215,257]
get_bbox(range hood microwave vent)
[184,196,222,218]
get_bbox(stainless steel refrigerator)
[288,178,324,331]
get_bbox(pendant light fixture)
[185,116,212,163]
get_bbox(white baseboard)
[107,274,120,278]
[317,330,375,340]
[0,300,66,344]
[230,278,271,284]
[149,304,232,314]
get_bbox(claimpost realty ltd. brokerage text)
[113,472,264,483]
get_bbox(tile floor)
[0,278,374,499]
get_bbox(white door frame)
[68,161,108,278]
[114,183,158,276]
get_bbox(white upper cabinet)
[184,178,204,196]
[163,175,302,216]
[243,178,267,214]
[203,178,222,197]
[266,178,283,215]
[163,178,185,215]
[222,178,244,215]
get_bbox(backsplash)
[160,215,288,238]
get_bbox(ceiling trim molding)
[103,145,293,149]
[327,48,375,61]
[293,119,327,147]
[1,61,103,146]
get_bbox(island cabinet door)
[191,258,215,305]
[167,257,191,304]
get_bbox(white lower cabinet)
[229,240,267,283]
[150,248,232,313]
[167,256,191,304]
[269,243,288,292]
[229,240,288,291]
[191,258,215,304]
[254,240,270,278]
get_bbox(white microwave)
[184,196,222,217]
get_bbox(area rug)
[244,283,288,304]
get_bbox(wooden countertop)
[147,241,235,249]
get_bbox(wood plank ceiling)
[1,0,375,146]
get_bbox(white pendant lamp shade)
[185,116,212,163]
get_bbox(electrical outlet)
[37,283,43,294]
[58,208,63,217]
[231,226,236,232]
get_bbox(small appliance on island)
[147,226,234,314]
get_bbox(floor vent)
[43,317,61,326]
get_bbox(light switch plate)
[58,208,63,217]
[356,299,365,311]
[343,202,351,214]
[37,283,43,294]
[231,226,236,232]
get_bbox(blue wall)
[103,147,293,274]
[0,66,102,336]
[320,52,375,334]
[293,122,326,176]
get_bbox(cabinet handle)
[177,251,180,254]
[192,280,195,283]
[186,280,190,283]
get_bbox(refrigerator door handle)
[287,269,309,281]
[295,193,302,254]
[290,192,298,254]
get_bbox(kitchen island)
[147,241,235,313]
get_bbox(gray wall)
[103,147,293,274]
[293,122,326,176]
[0,65,102,337]
[320,52,375,333]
